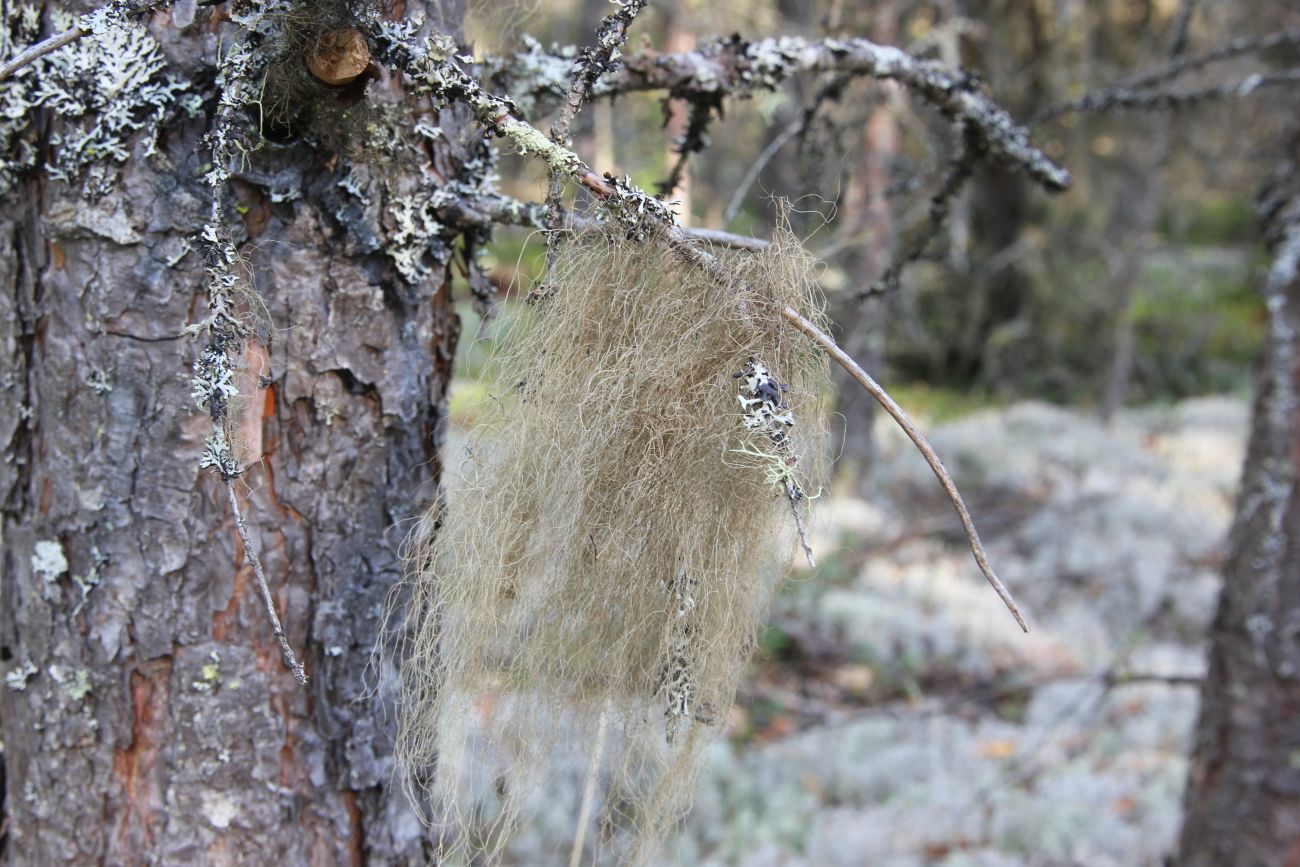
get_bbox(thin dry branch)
[721,73,851,225]
[1035,66,1300,124]
[778,306,1030,633]
[224,479,309,685]
[0,26,83,82]
[1107,28,1300,96]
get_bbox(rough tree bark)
[1178,137,1300,866]
[0,2,463,863]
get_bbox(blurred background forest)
[444,0,1298,864]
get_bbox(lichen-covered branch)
[484,34,1072,192]
[1034,28,1300,124]
[187,10,308,684]
[1035,69,1300,123]
[549,0,646,147]
[544,0,646,280]
[380,32,1028,630]
[459,189,770,250]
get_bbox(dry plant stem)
[569,702,612,867]
[0,26,82,81]
[778,305,1030,633]
[224,478,310,685]
[785,482,816,568]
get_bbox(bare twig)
[224,479,309,685]
[721,73,850,225]
[682,226,772,251]
[786,482,816,568]
[569,701,612,867]
[1103,669,1202,689]
[1097,28,1300,104]
[778,305,1030,633]
[1035,67,1300,124]
[0,26,83,82]
[723,121,800,226]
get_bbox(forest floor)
[664,395,1246,867]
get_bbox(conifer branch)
[381,31,1030,631]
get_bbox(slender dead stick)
[779,306,1030,633]
[785,482,816,568]
[0,26,84,81]
[569,702,612,867]
[224,478,310,684]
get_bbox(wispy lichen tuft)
[385,228,829,865]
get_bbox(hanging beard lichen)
[387,227,829,864]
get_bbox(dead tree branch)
[1035,42,1300,125]
[381,32,1030,632]
[544,0,647,266]
[486,35,1072,191]
[455,190,771,250]
[779,306,1029,632]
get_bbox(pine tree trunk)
[1177,152,1300,866]
[0,4,462,863]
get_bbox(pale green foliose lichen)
[0,5,194,199]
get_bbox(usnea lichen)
[387,229,829,864]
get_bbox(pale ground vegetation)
[440,393,1246,865]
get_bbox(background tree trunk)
[828,3,899,485]
[1178,142,1300,866]
[0,3,462,863]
